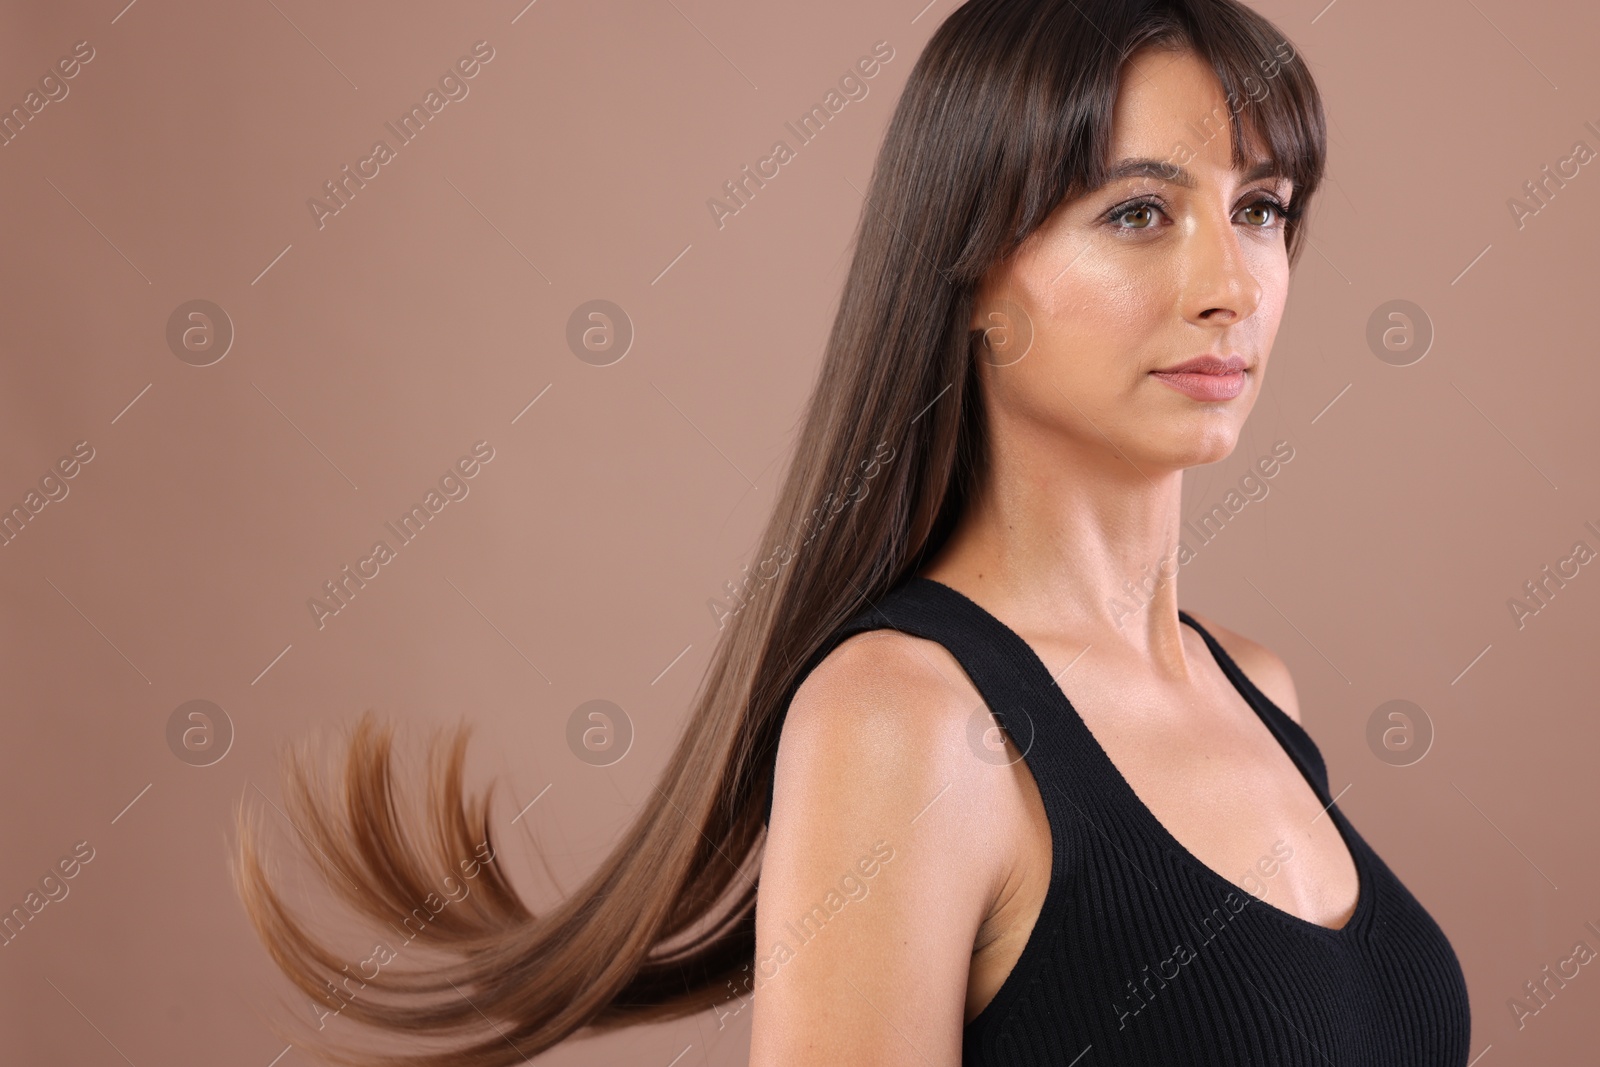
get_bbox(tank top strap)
[1176,609,1331,797]
[762,574,1073,827]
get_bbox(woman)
[234,0,1473,1064]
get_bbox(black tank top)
[762,575,1472,1065]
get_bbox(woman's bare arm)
[750,631,1012,1066]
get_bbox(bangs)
[1197,35,1323,204]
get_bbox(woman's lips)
[1149,368,1247,401]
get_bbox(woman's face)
[971,45,1296,472]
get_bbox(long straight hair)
[233,1,1325,1063]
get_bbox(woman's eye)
[1107,200,1161,230]
[1239,198,1287,228]
[1103,194,1293,234]
[1240,203,1273,226]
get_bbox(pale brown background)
[2,0,1597,1063]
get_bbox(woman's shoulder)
[769,625,1023,867]
[760,627,1019,1046]
[1182,609,1304,725]
[776,627,987,793]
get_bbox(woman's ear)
[972,277,1035,368]
[969,265,1001,334]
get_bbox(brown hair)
[232,1,1325,1063]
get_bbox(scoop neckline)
[908,575,1375,944]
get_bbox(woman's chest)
[1059,659,1361,929]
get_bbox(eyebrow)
[1099,156,1286,190]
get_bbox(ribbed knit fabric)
[762,575,1472,1065]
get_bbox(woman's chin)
[1152,426,1243,470]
